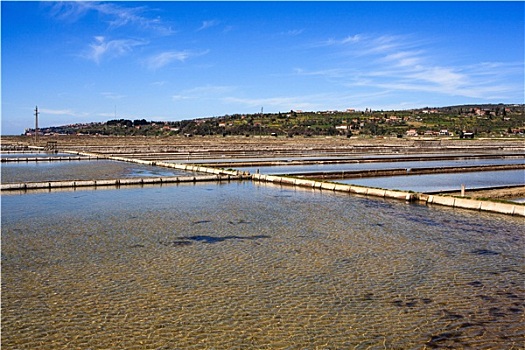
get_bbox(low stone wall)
[419,194,525,216]
[252,174,524,217]
[6,148,522,217]
[1,156,101,162]
[1,175,239,191]
[253,174,415,202]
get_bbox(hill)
[24,104,524,138]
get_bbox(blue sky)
[2,1,524,135]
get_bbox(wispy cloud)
[172,85,235,101]
[319,34,362,47]
[304,33,523,101]
[101,92,126,100]
[39,108,75,116]
[197,20,220,31]
[151,81,167,86]
[146,50,209,70]
[282,29,304,37]
[85,36,146,64]
[48,2,174,35]
[223,96,319,111]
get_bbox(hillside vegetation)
[25,104,524,139]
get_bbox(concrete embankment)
[5,148,522,216]
[1,156,101,162]
[252,173,525,217]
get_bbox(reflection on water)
[2,182,523,349]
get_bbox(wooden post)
[461,184,465,197]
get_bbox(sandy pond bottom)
[2,182,524,349]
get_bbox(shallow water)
[2,182,524,349]
[1,160,194,183]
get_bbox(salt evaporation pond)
[236,157,525,175]
[1,159,195,183]
[2,181,524,349]
[337,169,525,193]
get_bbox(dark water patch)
[228,219,251,225]
[477,294,495,301]
[426,331,463,348]
[457,322,478,329]
[488,307,506,318]
[405,300,418,308]
[392,299,420,308]
[392,300,404,307]
[363,293,374,301]
[440,309,464,320]
[467,281,484,287]
[470,249,500,256]
[192,220,212,225]
[497,291,521,299]
[500,266,522,274]
[178,235,270,244]
[129,244,145,248]
[273,194,293,198]
[159,240,193,247]
[508,307,522,314]
[421,298,433,304]
[405,216,441,227]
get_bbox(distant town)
[24,103,524,139]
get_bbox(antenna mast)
[34,106,39,143]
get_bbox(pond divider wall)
[1,156,102,162]
[252,174,525,217]
[5,150,523,216]
[1,175,239,191]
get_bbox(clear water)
[2,182,524,349]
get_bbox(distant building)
[406,129,418,137]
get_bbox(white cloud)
[322,34,362,46]
[146,50,209,70]
[151,81,167,86]
[223,96,318,111]
[39,108,74,116]
[85,36,146,64]
[282,29,304,36]
[101,92,126,100]
[172,85,235,101]
[48,2,174,35]
[308,32,523,101]
[198,20,220,31]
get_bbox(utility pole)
[34,106,39,143]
